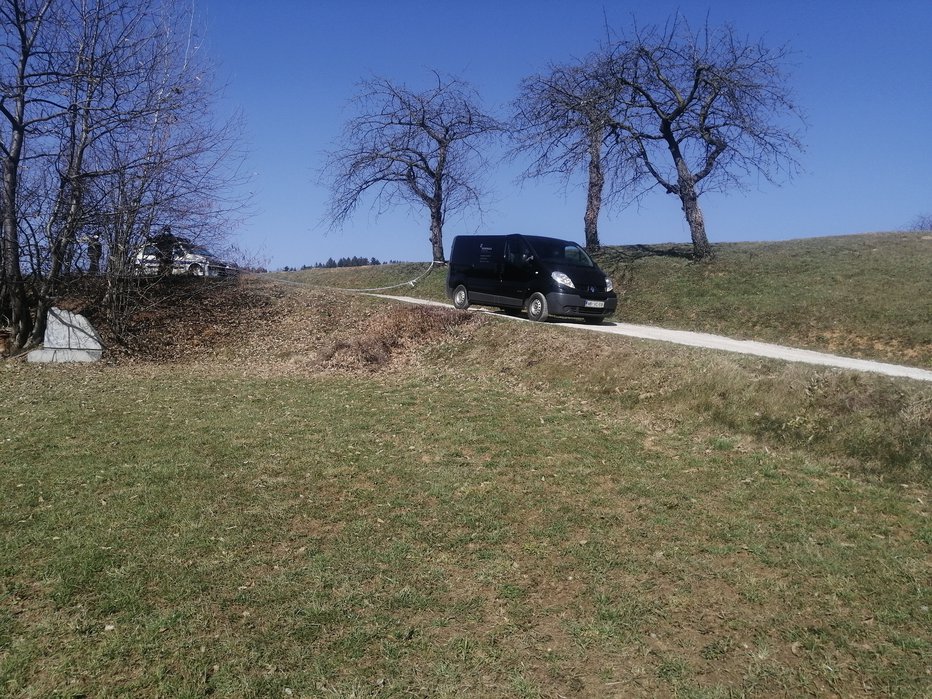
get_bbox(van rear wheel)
[526,292,549,322]
[452,285,470,310]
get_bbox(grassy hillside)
[598,233,932,367]
[1,262,930,696]
[273,262,440,295]
[277,232,932,367]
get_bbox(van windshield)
[525,236,595,268]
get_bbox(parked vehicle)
[133,235,237,277]
[446,234,617,323]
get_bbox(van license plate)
[584,300,605,309]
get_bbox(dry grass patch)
[319,305,481,373]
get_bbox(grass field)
[2,235,931,697]
[597,233,932,368]
[277,232,932,368]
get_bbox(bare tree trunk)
[583,125,604,251]
[2,162,32,351]
[30,184,85,345]
[1,241,30,351]
[429,207,445,263]
[679,183,714,260]
[665,125,714,260]
[0,277,8,325]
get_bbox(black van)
[446,234,617,323]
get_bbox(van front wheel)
[526,292,549,322]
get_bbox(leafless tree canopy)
[323,74,502,262]
[0,0,246,351]
[511,58,639,251]
[511,16,804,259]
[600,17,804,258]
[909,213,932,231]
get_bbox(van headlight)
[605,277,614,292]
[551,271,575,289]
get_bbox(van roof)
[453,233,579,245]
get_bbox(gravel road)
[371,293,932,383]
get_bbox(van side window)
[505,237,531,266]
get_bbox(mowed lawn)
[1,289,930,699]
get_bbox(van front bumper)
[546,291,617,318]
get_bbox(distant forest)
[280,256,400,272]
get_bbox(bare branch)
[322,73,502,262]
[597,15,805,258]
[1,0,248,349]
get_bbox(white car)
[133,239,237,277]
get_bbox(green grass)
[1,315,930,696]
[2,240,931,696]
[596,232,932,367]
[275,232,932,367]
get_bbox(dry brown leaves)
[63,275,485,377]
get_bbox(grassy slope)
[272,262,440,296]
[277,232,932,367]
[598,233,932,367]
[2,362,928,697]
[1,254,931,697]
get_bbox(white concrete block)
[26,307,104,363]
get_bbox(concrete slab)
[27,348,103,363]
[26,307,104,363]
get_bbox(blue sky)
[205,0,932,268]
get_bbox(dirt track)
[372,293,932,383]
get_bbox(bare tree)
[90,14,247,335]
[0,0,245,352]
[0,0,52,348]
[323,74,501,262]
[511,58,638,251]
[27,0,167,345]
[597,17,804,259]
[908,213,932,231]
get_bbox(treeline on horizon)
[280,255,404,272]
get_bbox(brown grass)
[318,304,481,372]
